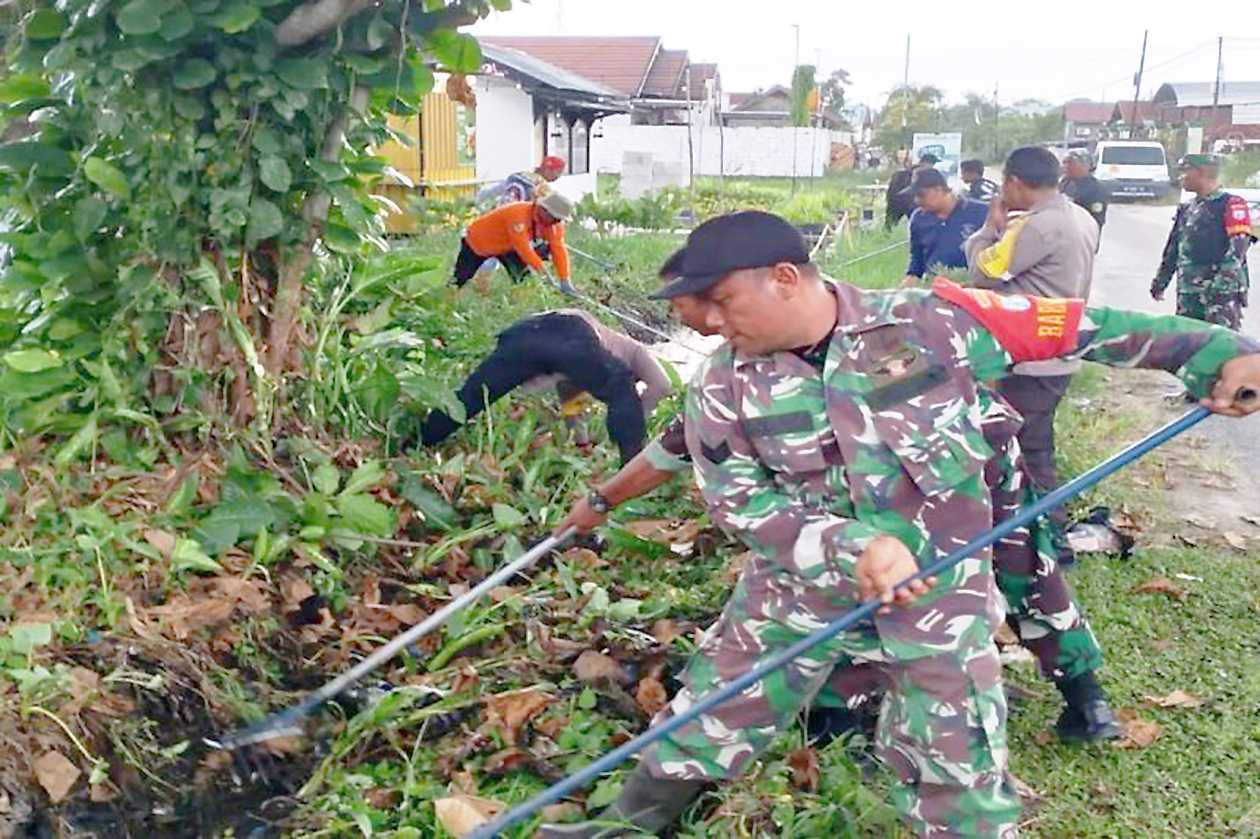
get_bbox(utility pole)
[1210,36,1223,142]
[901,33,910,132]
[1130,29,1148,139]
[992,81,999,161]
[810,48,822,183]
[791,23,800,194]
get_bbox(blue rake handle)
[471,406,1213,838]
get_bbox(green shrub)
[1223,151,1260,187]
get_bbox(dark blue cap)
[651,211,810,299]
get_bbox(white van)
[1093,141,1171,200]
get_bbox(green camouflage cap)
[1178,153,1221,169]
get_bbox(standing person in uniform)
[450,192,576,294]
[886,152,940,229]
[476,155,566,206]
[1151,154,1255,330]
[965,146,1099,558]
[560,248,1121,749]
[961,158,999,202]
[884,157,916,229]
[1059,149,1108,231]
[416,309,670,465]
[901,168,989,286]
[538,210,1260,839]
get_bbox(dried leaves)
[573,650,630,686]
[433,793,505,837]
[1113,709,1164,750]
[786,747,820,792]
[140,576,271,640]
[1143,690,1206,709]
[650,619,680,647]
[482,689,552,746]
[33,751,79,803]
[1131,577,1189,602]
[1222,531,1250,551]
[634,677,668,717]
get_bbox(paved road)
[1091,203,1260,476]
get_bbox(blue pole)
[471,407,1211,838]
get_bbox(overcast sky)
[473,1,1260,110]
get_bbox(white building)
[475,44,628,201]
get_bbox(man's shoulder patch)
[1225,195,1253,237]
[930,279,1085,361]
[511,222,527,233]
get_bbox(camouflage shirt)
[1153,189,1253,297]
[683,278,1258,659]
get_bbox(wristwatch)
[587,490,611,514]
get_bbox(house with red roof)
[1063,100,1115,143]
[480,36,721,125]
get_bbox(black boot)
[805,704,862,749]
[1054,671,1122,743]
[805,705,879,774]
[536,764,705,838]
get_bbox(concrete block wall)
[591,123,838,178]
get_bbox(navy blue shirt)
[906,197,989,277]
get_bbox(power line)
[1058,39,1217,103]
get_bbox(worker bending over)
[452,191,577,294]
[417,309,670,464]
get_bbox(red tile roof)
[1114,100,1160,124]
[480,36,661,97]
[1063,101,1114,123]
[642,48,688,98]
[685,62,718,97]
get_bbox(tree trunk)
[264,86,369,378]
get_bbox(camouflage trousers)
[820,451,1103,715]
[1176,281,1245,331]
[987,448,1102,682]
[639,551,1021,838]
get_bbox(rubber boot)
[1054,671,1123,743]
[536,764,704,838]
[805,704,861,749]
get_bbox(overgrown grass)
[1004,364,1260,837]
[6,170,1251,838]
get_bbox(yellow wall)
[375,89,476,234]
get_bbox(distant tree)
[819,68,851,115]
[790,64,816,127]
[873,84,945,150]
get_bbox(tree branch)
[276,0,482,50]
[275,0,378,47]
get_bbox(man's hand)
[900,274,921,288]
[1203,354,1260,417]
[558,280,578,297]
[985,196,1008,234]
[553,495,607,536]
[1150,281,1165,301]
[855,535,935,612]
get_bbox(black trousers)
[998,373,1073,527]
[451,238,550,287]
[419,314,646,463]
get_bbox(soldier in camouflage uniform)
[541,211,1260,839]
[559,252,1115,745]
[1151,154,1255,330]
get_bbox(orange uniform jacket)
[464,202,571,280]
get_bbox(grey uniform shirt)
[965,192,1098,375]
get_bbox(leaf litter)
[1131,577,1189,602]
